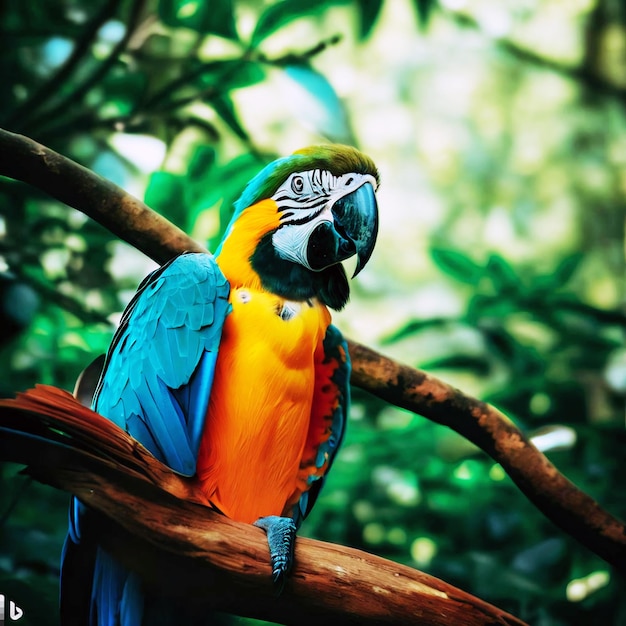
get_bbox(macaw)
[61,144,379,625]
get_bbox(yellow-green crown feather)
[233,144,379,217]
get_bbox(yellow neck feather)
[216,199,280,290]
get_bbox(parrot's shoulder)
[98,252,231,392]
[130,252,229,320]
[112,252,230,344]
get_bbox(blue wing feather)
[120,574,143,625]
[92,252,230,474]
[62,252,231,626]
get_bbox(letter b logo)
[0,595,24,622]
[9,601,22,621]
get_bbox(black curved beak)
[305,182,378,274]
[331,182,378,277]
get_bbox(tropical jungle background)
[0,0,625,624]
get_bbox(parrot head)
[216,145,379,310]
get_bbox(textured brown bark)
[0,386,527,626]
[0,128,205,263]
[347,342,626,573]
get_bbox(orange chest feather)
[196,287,332,523]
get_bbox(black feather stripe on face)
[250,233,351,310]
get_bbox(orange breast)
[196,287,331,523]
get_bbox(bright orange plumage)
[196,196,336,523]
[196,287,331,522]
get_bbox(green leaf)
[419,354,490,375]
[486,253,520,293]
[354,0,384,39]
[467,293,516,323]
[210,93,249,141]
[412,0,436,28]
[251,0,347,47]
[188,145,216,181]
[144,171,187,227]
[382,317,454,344]
[192,60,266,91]
[553,253,583,286]
[158,0,238,39]
[99,71,147,117]
[223,61,266,90]
[188,153,267,251]
[146,61,265,114]
[430,247,482,284]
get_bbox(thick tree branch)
[0,128,204,263]
[347,343,626,573]
[0,127,625,580]
[0,386,526,626]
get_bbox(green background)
[0,0,625,624]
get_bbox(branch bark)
[0,128,204,263]
[0,128,625,582]
[0,386,526,626]
[347,343,626,573]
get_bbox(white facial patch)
[271,217,323,268]
[270,171,377,269]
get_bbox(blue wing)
[93,251,231,475]
[62,252,231,626]
[293,324,350,528]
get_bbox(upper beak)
[331,181,378,277]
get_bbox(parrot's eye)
[291,175,304,194]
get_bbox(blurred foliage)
[0,0,625,625]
